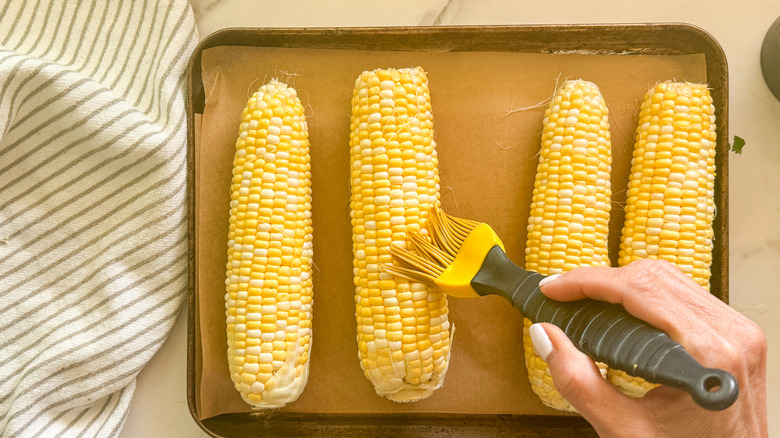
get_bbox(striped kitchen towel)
[0,1,197,436]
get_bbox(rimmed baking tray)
[187,24,728,437]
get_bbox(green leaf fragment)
[730,136,745,154]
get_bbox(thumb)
[529,323,653,435]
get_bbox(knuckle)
[551,360,600,404]
[740,321,768,369]
[718,341,745,369]
[622,259,662,292]
[703,330,765,379]
[706,317,767,373]
[553,370,584,401]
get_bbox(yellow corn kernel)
[225,79,313,409]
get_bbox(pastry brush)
[384,207,738,411]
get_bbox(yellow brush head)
[385,207,504,298]
[434,223,505,297]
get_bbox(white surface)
[121,1,780,436]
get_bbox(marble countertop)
[120,1,780,436]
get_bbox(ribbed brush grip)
[471,246,738,411]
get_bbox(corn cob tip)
[377,324,454,403]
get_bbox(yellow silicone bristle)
[349,67,452,402]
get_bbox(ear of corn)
[349,67,451,402]
[522,79,612,412]
[619,81,716,287]
[610,81,716,396]
[225,79,314,408]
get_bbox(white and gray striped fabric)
[0,1,197,436]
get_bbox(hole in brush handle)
[704,374,723,392]
[654,350,739,411]
[682,369,738,411]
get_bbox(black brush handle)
[471,245,738,411]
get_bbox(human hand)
[528,259,768,438]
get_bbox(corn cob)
[225,79,313,408]
[522,79,612,412]
[619,81,716,286]
[349,67,451,402]
[610,81,717,396]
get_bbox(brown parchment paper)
[195,45,706,420]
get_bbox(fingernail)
[529,323,553,361]
[538,273,560,288]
